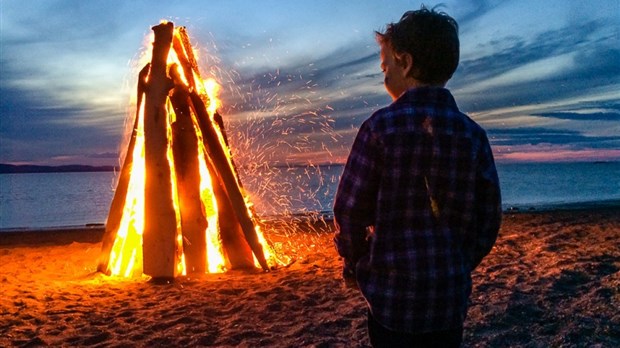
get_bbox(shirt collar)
[394,87,458,110]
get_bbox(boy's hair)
[376,5,459,85]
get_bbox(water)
[0,172,116,230]
[1,162,619,230]
[496,161,620,209]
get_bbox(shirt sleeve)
[333,119,381,264]
[469,134,502,269]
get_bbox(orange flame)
[106,26,278,277]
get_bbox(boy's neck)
[409,78,447,89]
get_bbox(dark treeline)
[0,164,117,174]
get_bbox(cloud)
[493,145,620,163]
[452,19,619,112]
[0,1,140,165]
[0,69,125,165]
[489,127,618,147]
[87,152,119,159]
[532,111,620,122]
[2,0,618,165]
[453,0,500,30]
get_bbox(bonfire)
[98,22,278,279]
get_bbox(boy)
[333,6,501,347]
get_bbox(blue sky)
[1,0,618,166]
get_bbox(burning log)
[188,91,269,271]
[168,68,254,271]
[168,40,255,271]
[168,29,256,270]
[98,21,273,279]
[170,84,208,274]
[97,64,150,274]
[142,22,180,279]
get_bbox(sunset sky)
[1,0,619,166]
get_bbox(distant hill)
[0,163,118,174]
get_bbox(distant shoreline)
[0,163,342,174]
[503,198,620,213]
[0,163,118,174]
[2,160,617,174]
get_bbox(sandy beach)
[1,208,618,347]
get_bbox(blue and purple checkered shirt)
[334,87,501,334]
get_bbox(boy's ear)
[400,52,414,77]
[395,52,414,77]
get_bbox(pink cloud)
[493,144,620,163]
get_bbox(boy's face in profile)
[380,43,409,101]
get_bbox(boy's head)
[376,6,460,87]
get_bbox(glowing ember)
[98,22,278,278]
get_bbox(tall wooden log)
[142,22,178,279]
[170,32,258,270]
[208,112,256,269]
[189,91,269,271]
[212,110,262,221]
[170,84,208,274]
[211,170,255,269]
[195,138,254,270]
[171,28,197,92]
[98,63,150,274]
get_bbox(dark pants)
[367,310,463,348]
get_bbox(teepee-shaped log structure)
[98,22,271,279]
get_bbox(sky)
[1,0,619,167]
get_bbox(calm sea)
[1,161,619,230]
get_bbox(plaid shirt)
[334,87,501,334]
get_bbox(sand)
[1,209,618,347]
